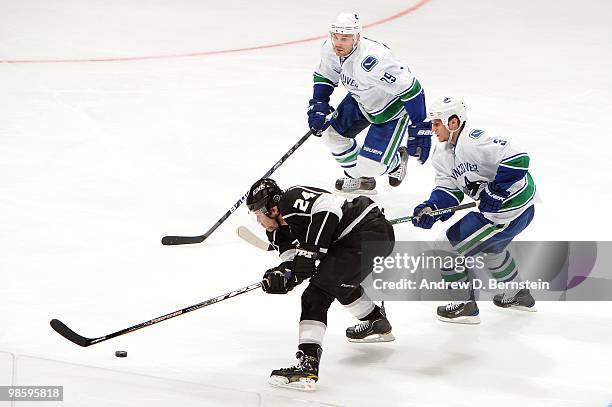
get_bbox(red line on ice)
[0,0,431,64]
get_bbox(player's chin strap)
[449,122,466,146]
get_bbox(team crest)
[469,129,484,139]
[361,55,378,72]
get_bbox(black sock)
[360,305,382,321]
[298,343,322,359]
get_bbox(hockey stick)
[236,202,477,251]
[50,282,262,347]
[237,225,274,251]
[388,201,476,225]
[161,130,314,245]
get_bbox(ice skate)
[346,316,395,343]
[437,301,481,324]
[493,289,537,312]
[269,350,319,392]
[388,147,409,187]
[335,176,377,195]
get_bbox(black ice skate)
[388,147,409,187]
[437,301,481,324]
[269,350,320,392]
[335,176,377,195]
[493,289,537,312]
[346,304,395,343]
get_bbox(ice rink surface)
[1,0,612,405]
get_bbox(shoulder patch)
[469,129,484,139]
[361,55,378,72]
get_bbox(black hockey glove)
[293,245,318,281]
[262,262,298,294]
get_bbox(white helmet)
[427,97,467,131]
[330,12,362,36]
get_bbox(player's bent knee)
[355,156,387,178]
[301,284,334,321]
[321,126,351,150]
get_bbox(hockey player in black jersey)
[246,178,396,391]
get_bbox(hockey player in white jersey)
[412,97,537,323]
[307,12,432,194]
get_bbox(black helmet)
[246,178,283,214]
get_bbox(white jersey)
[431,125,536,224]
[314,37,422,124]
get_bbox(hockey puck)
[115,351,127,358]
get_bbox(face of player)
[254,207,280,231]
[331,33,358,57]
[432,117,461,143]
[431,119,450,142]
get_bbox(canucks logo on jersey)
[469,129,484,139]
[361,55,378,72]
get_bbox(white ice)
[1,0,611,406]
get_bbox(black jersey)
[266,185,381,260]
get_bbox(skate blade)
[347,332,395,343]
[437,315,481,324]
[508,305,537,312]
[269,376,317,392]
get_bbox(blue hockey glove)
[262,262,297,294]
[307,99,333,136]
[407,121,433,164]
[478,182,508,213]
[412,201,438,229]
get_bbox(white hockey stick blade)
[236,226,273,251]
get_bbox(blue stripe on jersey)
[313,83,334,100]
[332,140,357,157]
[401,91,426,123]
[494,165,528,192]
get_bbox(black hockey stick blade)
[50,319,99,347]
[161,235,205,246]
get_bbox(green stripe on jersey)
[336,150,359,164]
[501,173,536,211]
[456,223,505,255]
[501,154,530,169]
[313,74,335,86]
[436,187,464,204]
[442,271,468,283]
[364,98,405,124]
[398,79,422,102]
[383,114,408,165]
[363,79,422,124]
[492,259,517,280]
